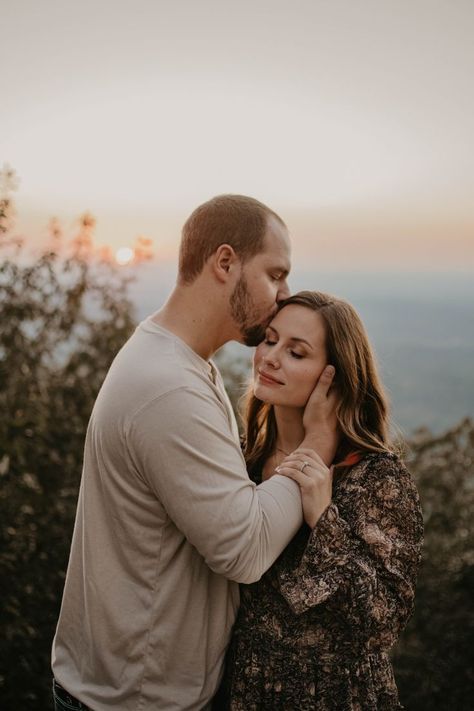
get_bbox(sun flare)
[115,247,135,266]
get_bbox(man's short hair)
[178,194,286,284]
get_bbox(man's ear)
[212,244,240,282]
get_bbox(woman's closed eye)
[263,338,305,359]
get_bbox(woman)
[218,291,423,710]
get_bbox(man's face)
[230,216,291,346]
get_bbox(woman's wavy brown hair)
[243,290,392,471]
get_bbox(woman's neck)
[273,406,305,454]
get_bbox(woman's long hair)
[243,291,392,471]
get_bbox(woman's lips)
[258,370,284,386]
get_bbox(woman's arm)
[276,452,424,650]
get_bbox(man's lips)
[258,370,284,386]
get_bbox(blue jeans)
[52,679,90,710]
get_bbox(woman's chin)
[256,392,307,411]
[253,386,276,405]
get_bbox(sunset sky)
[2,0,473,270]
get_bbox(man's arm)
[127,387,303,584]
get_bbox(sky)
[1,0,473,270]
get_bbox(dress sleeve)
[277,453,424,648]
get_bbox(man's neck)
[151,285,236,360]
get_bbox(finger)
[311,364,335,400]
[325,388,340,411]
[282,455,327,475]
[276,461,308,474]
[285,448,327,469]
[275,468,309,488]
[278,458,318,475]
[277,463,329,484]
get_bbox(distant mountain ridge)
[129,265,473,434]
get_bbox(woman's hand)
[301,365,340,466]
[276,448,333,528]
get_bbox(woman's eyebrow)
[289,337,313,349]
[267,326,313,349]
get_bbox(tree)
[392,418,474,710]
[0,169,136,708]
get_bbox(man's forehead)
[260,222,291,267]
[265,214,290,242]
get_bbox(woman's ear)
[212,244,240,282]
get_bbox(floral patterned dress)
[216,452,423,710]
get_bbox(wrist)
[308,501,333,529]
[300,435,335,467]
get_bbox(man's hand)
[301,365,339,466]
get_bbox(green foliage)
[0,175,136,707]
[392,419,474,710]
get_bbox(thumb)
[321,364,335,383]
[312,365,335,400]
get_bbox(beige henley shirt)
[52,318,303,710]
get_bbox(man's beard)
[230,275,273,346]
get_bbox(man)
[52,195,336,710]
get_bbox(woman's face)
[253,304,328,408]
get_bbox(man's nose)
[277,279,291,302]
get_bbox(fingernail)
[326,365,335,376]
[275,466,281,473]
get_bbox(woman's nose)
[263,351,280,368]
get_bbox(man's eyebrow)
[266,326,313,349]
[270,264,289,277]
